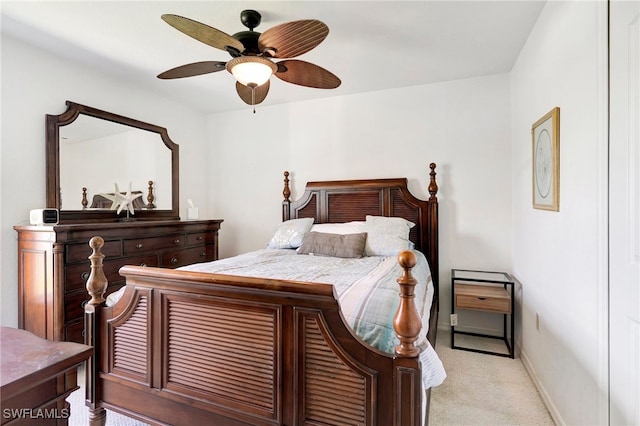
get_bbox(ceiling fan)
[157,10,341,110]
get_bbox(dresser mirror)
[46,101,179,223]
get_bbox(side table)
[450,269,515,358]
[1,327,93,425]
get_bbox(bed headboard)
[282,163,439,289]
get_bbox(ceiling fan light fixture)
[226,56,277,87]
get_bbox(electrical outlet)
[536,312,540,331]
[450,314,458,326]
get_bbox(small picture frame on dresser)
[532,107,560,211]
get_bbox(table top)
[451,269,514,284]
[0,327,92,399]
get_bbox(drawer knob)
[136,243,143,249]
[171,257,178,265]
[200,251,206,257]
[81,272,90,281]
[196,236,203,241]
[173,239,180,244]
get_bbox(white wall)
[207,74,514,329]
[0,34,210,327]
[510,1,609,424]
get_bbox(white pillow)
[309,221,366,235]
[364,215,415,256]
[267,218,315,249]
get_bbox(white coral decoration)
[99,182,142,215]
[99,183,125,211]
[117,182,143,215]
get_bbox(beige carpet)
[430,329,555,425]
[67,330,554,425]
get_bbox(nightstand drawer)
[454,284,511,313]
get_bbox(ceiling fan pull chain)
[251,85,256,113]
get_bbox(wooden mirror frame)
[46,101,180,223]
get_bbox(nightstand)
[450,269,515,358]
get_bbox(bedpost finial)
[82,187,88,209]
[393,250,421,357]
[146,180,156,209]
[428,163,438,201]
[283,171,291,203]
[86,236,108,305]
[397,250,417,270]
[89,236,103,251]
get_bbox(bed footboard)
[85,237,427,426]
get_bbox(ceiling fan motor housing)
[232,10,264,56]
[232,31,261,55]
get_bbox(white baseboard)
[518,343,566,426]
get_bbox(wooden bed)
[84,164,440,426]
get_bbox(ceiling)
[1,1,545,115]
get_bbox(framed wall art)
[532,107,560,211]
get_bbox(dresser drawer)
[65,284,123,323]
[161,245,214,268]
[454,284,511,314]
[124,234,185,254]
[65,254,159,292]
[66,239,122,263]
[187,231,214,246]
[65,319,85,344]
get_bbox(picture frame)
[532,107,560,211]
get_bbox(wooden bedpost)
[86,236,107,305]
[393,250,421,357]
[84,236,107,426]
[282,170,292,221]
[427,162,440,305]
[428,163,438,202]
[82,187,88,209]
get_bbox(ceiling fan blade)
[236,81,270,105]
[275,60,341,89]
[157,61,227,79]
[162,14,244,52]
[258,20,328,58]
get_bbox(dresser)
[14,219,222,343]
